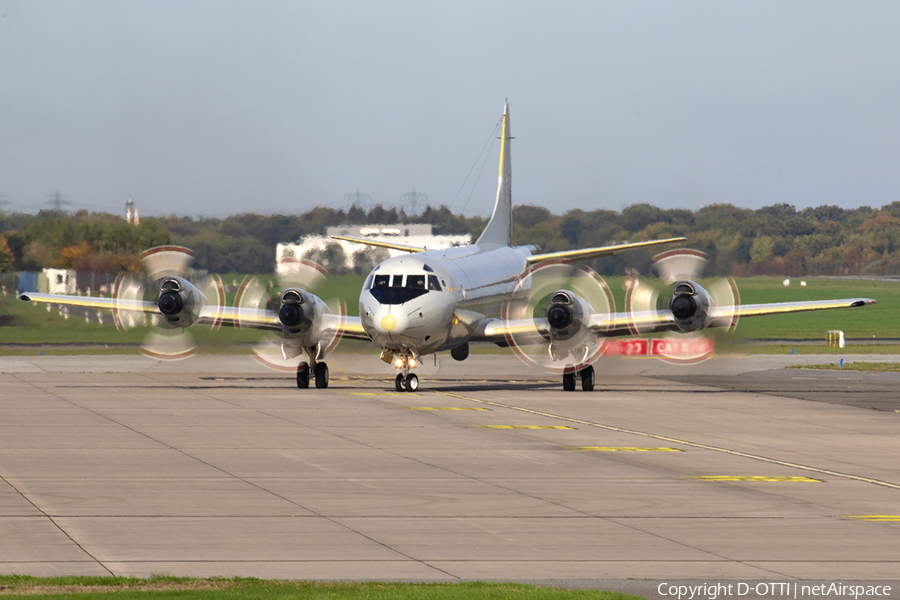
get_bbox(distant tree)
[22,241,55,270]
[512,205,552,229]
[0,236,13,272]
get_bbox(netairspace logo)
[657,582,893,600]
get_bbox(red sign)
[650,337,714,357]
[602,339,649,356]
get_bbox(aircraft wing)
[526,237,687,264]
[477,317,550,345]
[19,292,371,340]
[592,297,876,337]
[190,307,369,340]
[19,292,158,313]
[472,297,875,344]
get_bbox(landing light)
[394,358,403,368]
[409,358,416,367]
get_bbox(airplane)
[20,102,875,392]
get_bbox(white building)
[276,224,470,275]
[43,268,77,295]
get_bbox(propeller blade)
[141,329,196,361]
[276,257,327,289]
[140,246,194,281]
[652,249,707,284]
[200,273,226,331]
[111,273,147,332]
[708,276,741,333]
[234,275,271,329]
[624,275,660,336]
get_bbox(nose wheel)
[395,373,419,392]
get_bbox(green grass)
[2,275,895,353]
[0,576,642,600]
[786,361,900,372]
[725,277,894,340]
[719,344,900,355]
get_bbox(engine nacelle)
[669,280,713,332]
[279,288,313,334]
[545,289,595,362]
[157,276,203,328]
[546,290,586,341]
[278,288,330,341]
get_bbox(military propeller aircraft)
[21,102,875,392]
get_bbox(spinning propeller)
[112,246,224,360]
[501,260,615,379]
[234,257,345,374]
[625,249,739,363]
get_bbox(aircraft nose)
[380,314,398,332]
[371,307,407,335]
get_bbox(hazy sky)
[1,1,899,218]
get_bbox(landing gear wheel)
[314,362,329,389]
[405,373,419,392]
[562,371,576,391]
[580,365,595,392]
[395,374,405,392]
[296,362,309,389]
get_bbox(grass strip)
[786,361,900,372]
[0,576,643,600]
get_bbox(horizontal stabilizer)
[527,237,687,264]
[330,236,426,253]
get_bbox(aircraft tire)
[405,373,419,392]
[314,362,329,389]
[580,365,595,392]
[562,372,576,391]
[395,374,405,392]
[297,362,310,389]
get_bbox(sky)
[1,1,899,219]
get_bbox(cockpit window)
[369,272,433,305]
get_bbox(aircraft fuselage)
[359,244,536,356]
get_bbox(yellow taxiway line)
[436,391,900,490]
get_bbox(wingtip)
[851,299,877,307]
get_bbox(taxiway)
[0,352,898,597]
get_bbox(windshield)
[369,273,435,305]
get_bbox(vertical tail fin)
[475,100,512,248]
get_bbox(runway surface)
[0,352,898,597]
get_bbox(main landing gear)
[296,361,329,389]
[296,344,330,389]
[562,364,594,392]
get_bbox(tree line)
[1,201,899,278]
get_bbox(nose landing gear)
[384,349,421,392]
[395,372,419,392]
